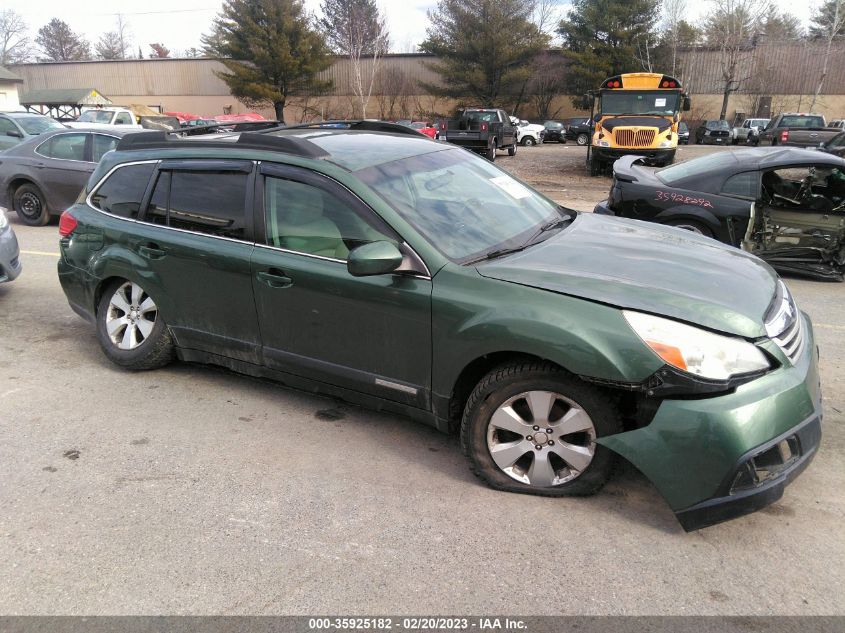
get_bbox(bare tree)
[663,0,687,76]
[115,14,132,59]
[320,0,390,118]
[706,0,771,120]
[0,10,32,65]
[96,15,132,60]
[810,0,845,111]
[531,0,561,37]
[528,52,566,120]
[149,43,171,58]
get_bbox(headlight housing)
[623,311,770,380]
[0,209,8,231]
[597,140,610,147]
[659,140,673,148]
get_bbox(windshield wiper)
[466,214,575,265]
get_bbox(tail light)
[59,210,78,237]
[780,130,789,143]
[440,122,446,130]
[481,122,488,132]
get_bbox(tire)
[576,133,589,146]
[96,279,174,371]
[486,139,496,161]
[664,219,713,238]
[507,143,517,156]
[521,136,536,147]
[13,183,49,226]
[460,361,621,497]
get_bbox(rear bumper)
[592,147,675,164]
[0,221,22,283]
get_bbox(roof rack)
[115,130,329,159]
[280,119,427,137]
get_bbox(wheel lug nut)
[548,440,554,446]
[535,444,542,450]
[533,425,539,431]
[526,435,533,441]
[546,428,553,434]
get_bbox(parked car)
[677,121,690,144]
[58,125,821,531]
[694,119,731,144]
[758,113,840,147]
[564,117,592,145]
[732,118,770,145]
[0,208,22,283]
[820,131,845,158]
[0,112,65,151]
[0,127,137,226]
[594,148,845,280]
[542,120,566,143]
[407,121,437,139]
[439,108,517,160]
[511,118,545,146]
[67,107,142,129]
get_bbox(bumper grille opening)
[730,437,800,494]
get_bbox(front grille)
[709,130,729,137]
[614,129,656,147]
[765,280,805,365]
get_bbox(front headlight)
[0,209,8,231]
[659,140,673,148]
[623,311,769,380]
[597,140,610,147]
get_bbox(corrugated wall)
[10,44,845,99]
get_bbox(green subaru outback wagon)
[58,123,822,531]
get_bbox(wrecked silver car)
[594,148,845,281]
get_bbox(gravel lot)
[1,143,843,615]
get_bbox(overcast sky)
[5,0,818,59]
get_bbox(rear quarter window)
[721,172,758,198]
[90,163,156,219]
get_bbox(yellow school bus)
[587,73,690,176]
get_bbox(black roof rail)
[115,129,329,159]
[280,119,427,137]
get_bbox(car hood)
[476,213,778,338]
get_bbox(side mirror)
[6,130,23,138]
[347,241,404,277]
[683,95,691,112]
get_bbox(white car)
[510,117,545,146]
[66,108,142,130]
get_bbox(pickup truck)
[438,108,517,160]
[758,113,841,147]
[732,118,769,145]
[66,107,181,132]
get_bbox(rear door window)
[114,112,134,125]
[721,172,758,198]
[143,168,250,240]
[38,133,88,161]
[92,134,119,162]
[90,162,156,218]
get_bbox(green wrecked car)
[57,122,821,531]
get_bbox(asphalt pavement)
[1,200,843,615]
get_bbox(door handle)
[33,162,45,169]
[138,243,166,260]
[257,269,293,289]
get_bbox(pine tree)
[420,0,549,106]
[206,0,333,123]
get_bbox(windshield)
[78,110,114,123]
[656,152,738,185]
[600,91,680,116]
[356,148,565,263]
[15,115,64,135]
[706,120,730,130]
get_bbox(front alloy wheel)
[461,361,620,496]
[487,391,596,486]
[576,133,589,146]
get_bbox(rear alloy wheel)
[522,136,536,147]
[96,279,174,370]
[576,133,589,146]
[461,362,620,497]
[486,140,497,161]
[13,183,49,226]
[665,219,713,237]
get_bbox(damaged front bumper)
[598,312,822,531]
